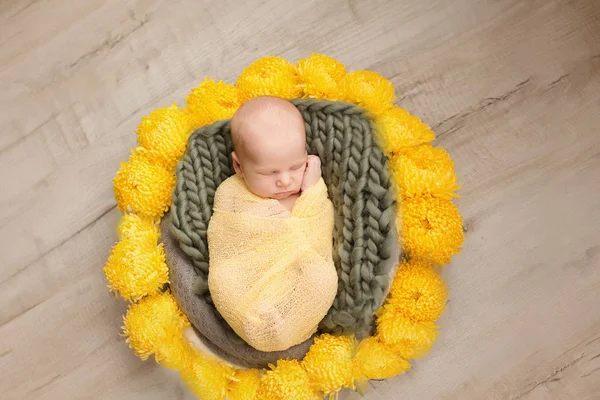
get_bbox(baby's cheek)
[263,177,277,192]
[247,177,266,195]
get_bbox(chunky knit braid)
[171,120,234,298]
[170,99,398,335]
[294,100,398,334]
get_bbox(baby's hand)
[301,155,322,191]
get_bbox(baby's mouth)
[274,190,295,199]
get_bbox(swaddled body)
[206,96,338,352]
[208,175,337,352]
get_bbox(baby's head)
[230,96,307,200]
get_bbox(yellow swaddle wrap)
[207,175,338,352]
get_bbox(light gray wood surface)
[1,0,599,399]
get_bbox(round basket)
[104,53,464,400]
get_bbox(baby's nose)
[277,173,291,187]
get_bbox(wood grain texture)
[1,0,599,399]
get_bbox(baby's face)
[242,140,307,200]
[236,130,307,200]
[231,97,309,200]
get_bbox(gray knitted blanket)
[166,99,398,364]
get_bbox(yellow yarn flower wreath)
[105,54,464,399]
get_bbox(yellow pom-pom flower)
[400,195,464,265]
[376,106,435,156]
[302,334,355,395]
[353,337,411,381]
[180,353,235,400]
[116,213,159,246]
[113,148,175,218]
[155,335,192,370]
[185,78,242,129]
[136,104,192,170]
[257,360,322,400]
[104,240,168,302]
[390,144,459,200]
[122,292,190,365]
[236,56,303,101]
[340,70,395,116]
[228,369,262,400]
[296,53,347,100]
[388,259,448,322]
[376,307,438,360]
[104,213,167,301]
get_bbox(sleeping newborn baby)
[207,96,338,352]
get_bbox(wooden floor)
[1,0,599,399]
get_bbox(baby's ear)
[232,151,243,175]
